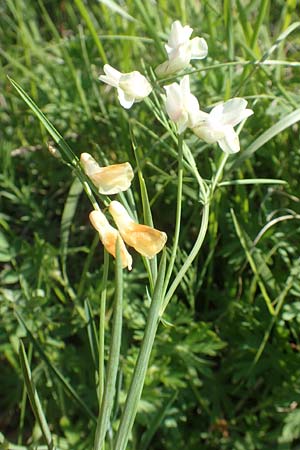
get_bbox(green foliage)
[1,0,300,449]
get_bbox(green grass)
[1,1,300,449]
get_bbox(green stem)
[113,252,166,450]
[98,250,110,405]
[94,241,123,450]
[211,153,229,196]
[162,134,184,297]
[160,201,210,316]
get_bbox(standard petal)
[119,72,152,99]
[167,21,193,49]
[99,64,122,87]
[218,126,240,153]
[89,163,134,195]
[109,200,167,258]
[220,98,253,126]
[190,37,208,59]
[123,223,167,258]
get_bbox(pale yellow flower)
[99,64,152,109]
[80,153,134,195]
[156,20,208,76]
[109,201,167,259]
[89,210,132,270]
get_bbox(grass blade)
[8,76,77,165]
[19,340,54,450]
[84,299,99,372]
[230,209,276,315]
[229,108,300,171]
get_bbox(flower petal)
[218,126,240,153]
[109,200,167,258]
[119,72,152,99]
[167,20,193,50]
[99,64,122,88]
[81,153,134,194]
[190,37,208,59]
[117,88,135,109]
[89,210,132,270]
[89,163,134,195]
[220,98,253,127]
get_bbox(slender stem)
[113,253,166,450]
[98,250,110,405]
[160,201,210,316]
[162,134,184,297]
[211,153,229,196]
[94,241,123,450]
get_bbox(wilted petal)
[80,153,134,194]
[89,210,132,270]
[109,200,167,258]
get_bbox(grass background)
[1,0,300,449]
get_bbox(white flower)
[191,98,254,153]
[109,201,167,259]
[156,20,208,76]
[80,153,134,195]
[99,64,152,109]
[164,75,200,133]
[89,210,132,270]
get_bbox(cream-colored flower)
[99,64,152,109]
[89,210,132,270]
[156,20,208,76]
[191,98,254,153]
[164,75,200,133]
[80,153,134,195]
[109,201,167,259]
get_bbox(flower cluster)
[81,153,167,269]
[93,20,254,266]
[164,76,253,153]
[98,20,253,154]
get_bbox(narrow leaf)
[19,340,54,450]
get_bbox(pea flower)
[191,98,254,153]
[109,201,167,259]
[80,153,134,195]
[89,209,132,270]
[99,64,152,109]
[156,20,208,76]
[164,75,200,133]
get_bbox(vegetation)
[1,1,300,449]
